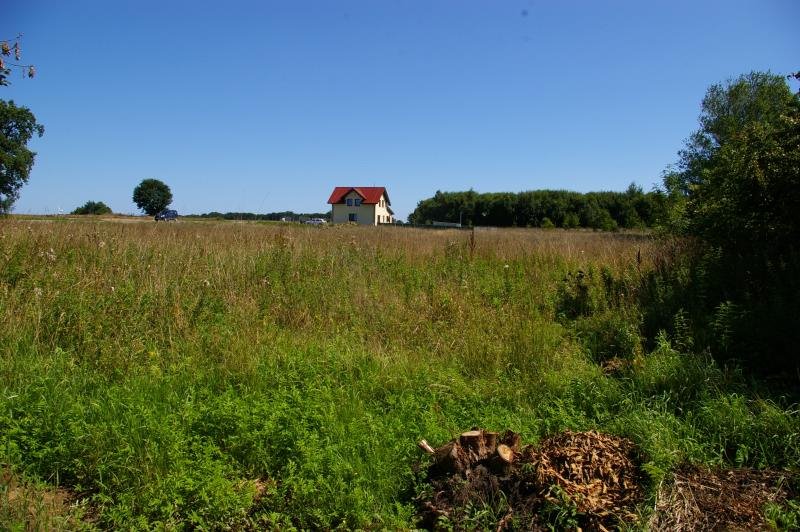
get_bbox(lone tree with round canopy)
[133,178,172,216]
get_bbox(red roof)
[327,187,390,205]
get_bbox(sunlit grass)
[0,219,797,528]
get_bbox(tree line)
[191,211,330,221]
[408,186,668,230]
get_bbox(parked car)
[155,209,178,222]
[304,218,327,225]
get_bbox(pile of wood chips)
[649,466,797,531]
[526,430,643,523]
[416,429,644,530]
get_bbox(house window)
[354,198,362,206]
[346,198,353,206]
[349,213,358,222]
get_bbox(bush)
[658,72,800,374]
[71,201,112,215]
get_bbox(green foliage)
[408,186,667,229]
[765,499,800,531]
[668,71,800,254]
[657,72,800,373]
[0,221,798,529]
[0,100,44,214]
[71,201,112,215]
[132,178,172,216]
[541,485,581,530]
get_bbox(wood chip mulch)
[649,465,797,531]
[416,429,644,531]
[525,430,643,524]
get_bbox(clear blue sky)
[4,1,798,220]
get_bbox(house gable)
[327,187,391,206]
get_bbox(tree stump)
[459,430,486,460]
[490,443,515,475]
[483,431,499,453]
[500,430,521,452]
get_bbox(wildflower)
[33,286,43,298]
[98,241,106,248]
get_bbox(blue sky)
[3,1,798,220]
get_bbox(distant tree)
[72,200,112,215]
[133,179,172,216]
[0,100,44,214]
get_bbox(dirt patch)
[416,429,644,530]
[649,465,797,531]
[1,466,78,526]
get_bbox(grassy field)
[1,218,798,529]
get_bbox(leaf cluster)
[0,34,35,86]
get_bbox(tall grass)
[1,219,797,528]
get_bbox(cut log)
[459,430,483,447]
[418,439,435,454]
[431,441,469,475]
[489,444,515,475]
[483,431,499,453]
[434,441,457,461]
[460,430,487,460]
[496,444,514,464]
[500,430,521,452]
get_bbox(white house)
[327,187,394,225]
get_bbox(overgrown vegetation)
[1,219,797,529]
[654,71,800,374]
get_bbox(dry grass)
[1,466,88,531]
[649,466,796,531]
[1,217,796,529]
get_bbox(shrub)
[71,201,112,215]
